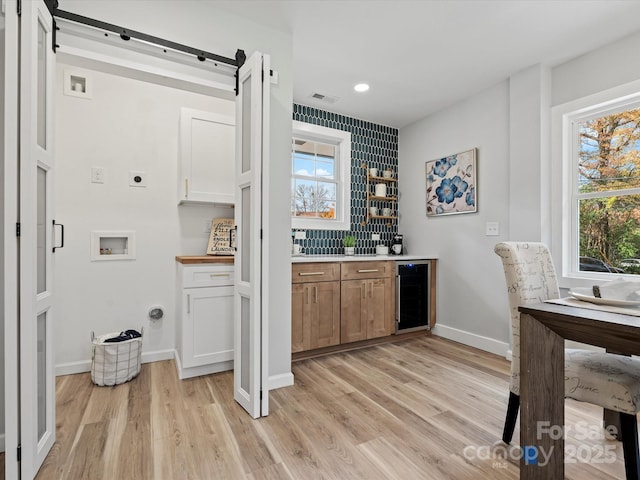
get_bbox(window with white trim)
[291,121,352,230]
[562,96,640,277]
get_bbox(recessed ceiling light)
[354,83,370,92]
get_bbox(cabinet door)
[179,108,235,205]
[291,283,310,353]
[310,281,340,349]
[340,279,367,343]
[183,286,234,368]
[367,277,395,339]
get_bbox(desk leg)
[520,313,565,480]
[604,348,626,439]
[603,409,621,440]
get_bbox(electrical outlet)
[486,222,500,236]
[129,171,147,188]
[294,231,306,240]
[372,233,380,241]
[91,167,104,184]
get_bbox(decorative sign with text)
[206,218,235,255]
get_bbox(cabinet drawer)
[292,262,340,283]
[182,264,234,288]
[341,261,395,280]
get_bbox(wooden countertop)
[175,255,234,264]
[291,254,437,263]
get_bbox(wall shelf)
[367,195,398,202]
[368,175,396,184]
[361,163,398,227]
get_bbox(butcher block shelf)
[175,255,234,264]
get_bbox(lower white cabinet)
[176,262,234,379]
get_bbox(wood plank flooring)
[30,335,635,479]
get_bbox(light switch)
[486,222,500,236]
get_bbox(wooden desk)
[518,302,640,479]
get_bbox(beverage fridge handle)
[396,274,401,321]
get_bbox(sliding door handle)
[232,225,237,251]
[229,225,238,252]
[52,220,64,252]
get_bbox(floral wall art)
[425,148,477,216]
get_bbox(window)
[554,90,640,279]
[291,121,351,230]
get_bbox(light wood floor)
[30,335,636,479]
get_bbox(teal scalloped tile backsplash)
[292,104,399,255]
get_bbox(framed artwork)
[206,218,235,255]
[425,148,477,216]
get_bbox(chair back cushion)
[494,242,560,394]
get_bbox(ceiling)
[214,0,640,129]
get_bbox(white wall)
[399,82,511,355]
[552,30,640,107]
[54,63,235,373]
[57,0,293,384]
[399,30,640,357]
[508,64,552,244]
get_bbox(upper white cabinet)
[178,108,235,205]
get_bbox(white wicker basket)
[91,330,143,386]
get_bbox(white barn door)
[234,51,270,418]
[19,0,57,477]
[2,1,21,478]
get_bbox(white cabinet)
[178,107,235,205]
[176,262,234,379]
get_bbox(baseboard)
[141,349,176,364]
[430,334,600,362]
[432,324,510,358]
[0,433,5,453]
[174,350,234,379]
[56,359,92,376]
[55,348,175,376]
[268,372,294,390]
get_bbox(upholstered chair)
[494,241,640,480]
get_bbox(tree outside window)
[291,138,338,220]
[577,107,640,274]
[291,121,351,231]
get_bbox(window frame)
[291,120,352,231]
[551,82,640,286]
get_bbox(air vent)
[309,92,339,104]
